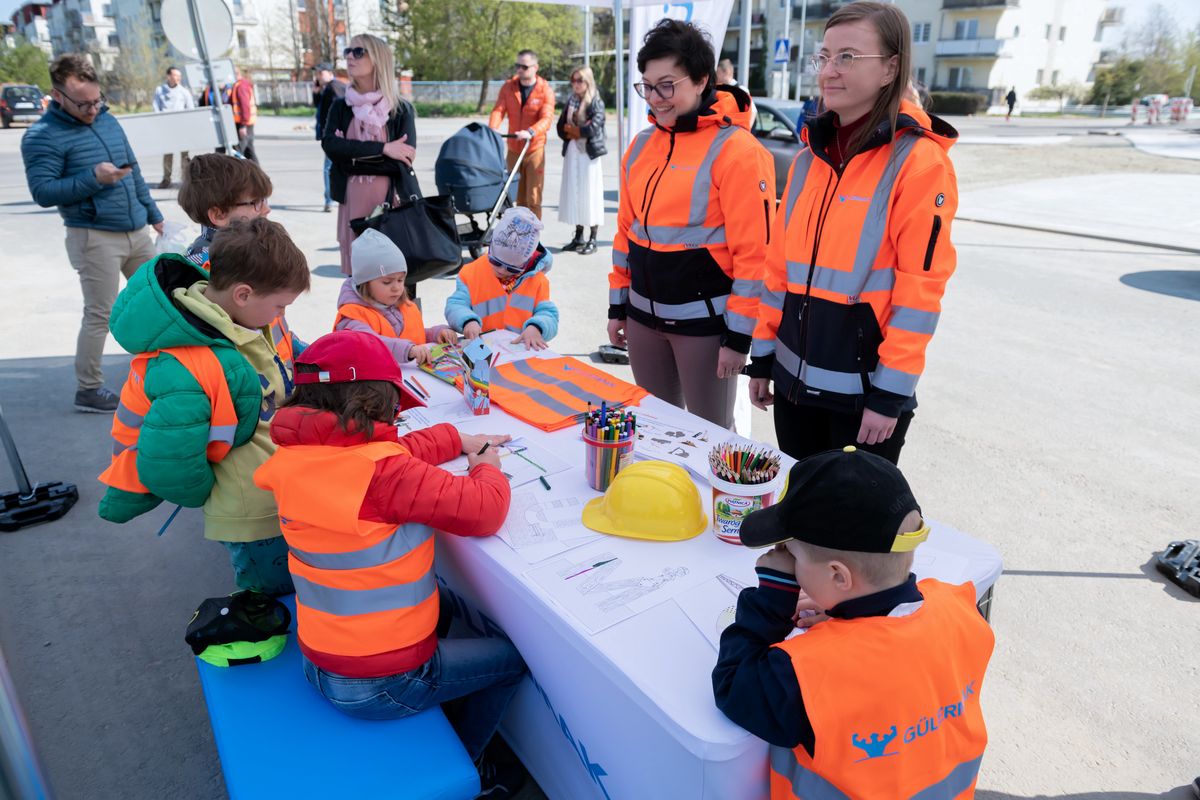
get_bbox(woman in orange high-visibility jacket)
[750,2,958,465]
[607,19,776,429]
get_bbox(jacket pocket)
[923,215,942,271]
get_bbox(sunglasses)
[343,46,368,59]
[488,254,526,274]
[513,63,534,71]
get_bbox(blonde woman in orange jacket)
[750,2,959,464]
[607,20,776,429]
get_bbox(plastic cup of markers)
[583,432,635,492]
[707,467,785,545]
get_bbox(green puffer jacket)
[98,254,264,524]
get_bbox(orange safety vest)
[489,356,648,432]
[753,100,957,411]
[333,302,427,345]
[253,440,439,659]
[231,78,257,126]
[98,346,237,494]
[459,255,548,335]
[770,580,993,800]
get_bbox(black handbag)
[349,177,462,283]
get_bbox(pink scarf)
[345,86,391,134]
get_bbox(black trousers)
[237,124,258,164]
[773,394,915,465]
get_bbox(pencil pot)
[583,433,635,493]
[708,469,785,545]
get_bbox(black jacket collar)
[826,573,923,619]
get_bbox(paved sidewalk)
[959,173,1200,253]
[1120,126,1200,160]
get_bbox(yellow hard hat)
[582,461,708,541]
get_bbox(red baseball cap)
[293,330,423,409]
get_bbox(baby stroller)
[434,122,530,259]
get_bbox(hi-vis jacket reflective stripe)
[452,254,552,335]
[752,101,958,417]
[99,346,237,494]
[609,86,775,350]
[254,440,440,660]
[334,302,427,345]
[489,356,648,432]
[231,78,257,126]
[770,580,993,800]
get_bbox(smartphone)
[117,162,132,169]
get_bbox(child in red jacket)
[254,330,527,798]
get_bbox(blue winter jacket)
[21,102,162,232]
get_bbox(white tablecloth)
[402,354,1003,800]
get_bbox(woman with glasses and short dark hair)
[749,2,960,465]
[321,34,420,277]
[607,20,776,429]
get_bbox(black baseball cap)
[739,446,927,554]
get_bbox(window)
[954,19,978,40]
[1051,70,1059,85]
[1058,26,1066,41]
[101,3,111,16]
[915,66,926,85]
[912,22,931,43]
[1013,25,1020,37]
[296,0,305,10]
[1036,68,1044,84]
[1044,24,1052,39]
[753,108,792,138]
[946,67,974,89]
[107,32,118,47]
[237,29,247,52]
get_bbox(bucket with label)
[707,468,785,545]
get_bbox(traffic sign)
[160,0,234,60]
[774,38,791,64]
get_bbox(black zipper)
[923,215,942,271]
[641,166,661,214]
[762,199,771,245]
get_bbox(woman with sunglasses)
[321,34,419,278]
[556,66,606,255]
[607,20,776,430]
[749,2,959,465]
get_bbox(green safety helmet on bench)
[185,590,291,667]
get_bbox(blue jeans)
[323,157,332,206]
[301,617,526,760]
[221,536,294,596]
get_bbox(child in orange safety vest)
[334,229,458,365]
[713,447,995,799]
[253,330,529,798]
[444,206,558,350]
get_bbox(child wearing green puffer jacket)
[98,217,309,595]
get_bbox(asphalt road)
[0,113,1197,799]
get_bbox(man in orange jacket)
[488,49,555,219]
[231,67,258,164]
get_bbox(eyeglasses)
[343,46,367,59]
[632,77,688,100]
[54,84,106,113]
[488,254,525,274]
[809,53,889,73]
[571,77,586,84]
[513,63,534,71]
[234,198,268,211]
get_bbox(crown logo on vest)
[851,725,898,761]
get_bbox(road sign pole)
[185,0,229,151]
[780,0,792,99]
[794,0,807,101]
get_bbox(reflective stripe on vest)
[629,288,728,321]
[629,124,740,248]
[461,256,543,333]
[255,440,441,659]
[770,749,983,800]
[775,339,864,395]
[98,346,238,495]
[334,302,428,345]
[488,356,649,432]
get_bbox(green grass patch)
[262,106,319,117]
[412,102,482,118]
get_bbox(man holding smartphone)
[21,53,162,413]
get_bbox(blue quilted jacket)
[21,102,162,232]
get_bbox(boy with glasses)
[21,53,163,413]
[488,49,555,219]
[177,152,274,266]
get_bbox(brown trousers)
[507,146,546,219]
[626,318,737,429]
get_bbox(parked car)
[750,98,810,198]
[0,84,45,128]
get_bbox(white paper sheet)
[494,486,604,564]
[674,573,752,650]
[441,437,572,489]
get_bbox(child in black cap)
[713,446,995,799]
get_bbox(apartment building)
[765,0,1120,108]
[10,2,54,54]
[45,0,119,70]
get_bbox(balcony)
[943,0,1018,9]
[935,38,1009,57]
[791,1,849,20]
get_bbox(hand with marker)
[463,434,510,470]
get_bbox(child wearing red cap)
[254,330,528,798]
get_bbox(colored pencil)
[410,375,429,397]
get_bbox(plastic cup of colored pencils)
[707,443,784,545]
[582,406,636,492]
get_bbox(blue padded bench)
[194,596,480,800]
